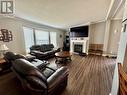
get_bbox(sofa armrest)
[47,67,69,89]
[56,48,60,52]
[11,66,47,94]
[25,55,36,61]
[32,50,44,54]
[14,54,36,62]
[26,75,47,89]
[30,51,46,56]
[22,76,47,95]
[53,47,60,52]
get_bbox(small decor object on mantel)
[0,29,13,42]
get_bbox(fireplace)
[70,37,89,54]
[74,44,83,53]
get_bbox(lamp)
[0,44,8,58]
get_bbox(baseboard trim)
[102,53,117,58]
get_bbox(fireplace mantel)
[70,37,89,54]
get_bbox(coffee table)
[55,51,72,63]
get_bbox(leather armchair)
[11,59,69,95]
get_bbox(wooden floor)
[0,54,116,95]
[60,54,116,95]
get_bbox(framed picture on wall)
[0,29,13,42]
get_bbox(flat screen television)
[70,26,89,37]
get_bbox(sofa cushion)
[48,44,54,49]
[41,68,55,78]
[40,45,50,52]
[30,45,41,51]
[31,59,49,69]
[40,44,54,52]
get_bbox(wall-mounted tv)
[70,26,89,37]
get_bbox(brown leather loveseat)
[30,44,60,60]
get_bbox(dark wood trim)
[33,28,36,45]
[118,63,127,95]
[122,19,127,23]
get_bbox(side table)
[0,58,10,73]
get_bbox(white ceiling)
[14,0,112,29]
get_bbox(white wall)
[110,64,119,95]
[107,20,122,55]
[117,21,127,63]
[89,22,106,44]
[89,20,122,56]
[0,17,65,54]
[111,20,127,95]
[103,20,111,55]
[111,0,127,94]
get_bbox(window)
[23,27,34,53]
[23,27,58,53]
[50,32,57,47]
[35,30,49,44]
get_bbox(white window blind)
[23,27,34,53]
[35,30,49,45]
[50,32,57,47]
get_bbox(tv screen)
[70,26,89,37]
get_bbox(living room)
[0,0,127,95]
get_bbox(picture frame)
[0,29,13,42]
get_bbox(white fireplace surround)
[70,37,89,54]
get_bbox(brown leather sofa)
[11,59,69,95]
[2,52,36,72]
[4,52,36,63]
[30,44,60,60]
